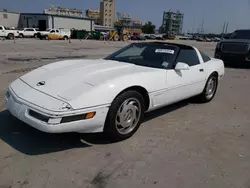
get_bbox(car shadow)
[0,100,190,155]
[0,110,91,155]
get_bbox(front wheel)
[104,91,145,141]
[63,36,68,40]
[195,73,218,103]
[7,33,14,40]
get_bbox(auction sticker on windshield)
[155,49,175,54]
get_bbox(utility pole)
[201,16,204,34]
[225,21,228,34]
[221,21,226,39]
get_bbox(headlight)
[216,42,221,49]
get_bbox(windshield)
[104,43,179,69]
[230,30,250,39]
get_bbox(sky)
[2,0,250,33]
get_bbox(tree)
[142,21,156,34]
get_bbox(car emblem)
[37,81,46,86]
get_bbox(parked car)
[205,37,212,42]
[37,28,71,40]
[215,29,250,62]
[18,28,39,38]
[5,41,224,141]
[155,36,164,40]
[143,35,151,39]
[130,35,146,40]
[0,25,19,39]
[212,37,221,42]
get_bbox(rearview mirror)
[175,62,190,70]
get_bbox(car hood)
[19,59,156,101]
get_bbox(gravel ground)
[0,39,250,188]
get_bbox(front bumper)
[5,89,109,133]
[214,48,250,62]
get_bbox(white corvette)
[5,42,224,141]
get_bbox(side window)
[199,50,211,62]
[56,30,59,33]
[176,49,200,66]
[50,30,55,33]
[0,27,2,30]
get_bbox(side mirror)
[175,62,190,70]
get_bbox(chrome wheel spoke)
[115,98,141,135]
[205,77,217,98]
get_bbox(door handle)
[199,69,204,72]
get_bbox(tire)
[34,33,37,38]
[113,34,119,41]
[19,34,24,38]
[122,34,128,41]
[104,90,145,141]
[63,36,68,40]
[7,33,14,40]
[44,35,49,40]
[195,73,218,103]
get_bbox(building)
[0,10,20,28]
[0,7,94,31]
[19,13,94,31]
[43,5,83,17]
[115,12,142,29]
[100,0,115,27]
[160,9,184,35]
[86,9,100,25]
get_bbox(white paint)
[18,28,38,37]
[6,48,225,134]
[0,25,19,37]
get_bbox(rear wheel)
[195,73,218,103]
[104,91,145,141]
[34,33,37,38]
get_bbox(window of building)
[176,49,200,66]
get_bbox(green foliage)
[142,21,156,34]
